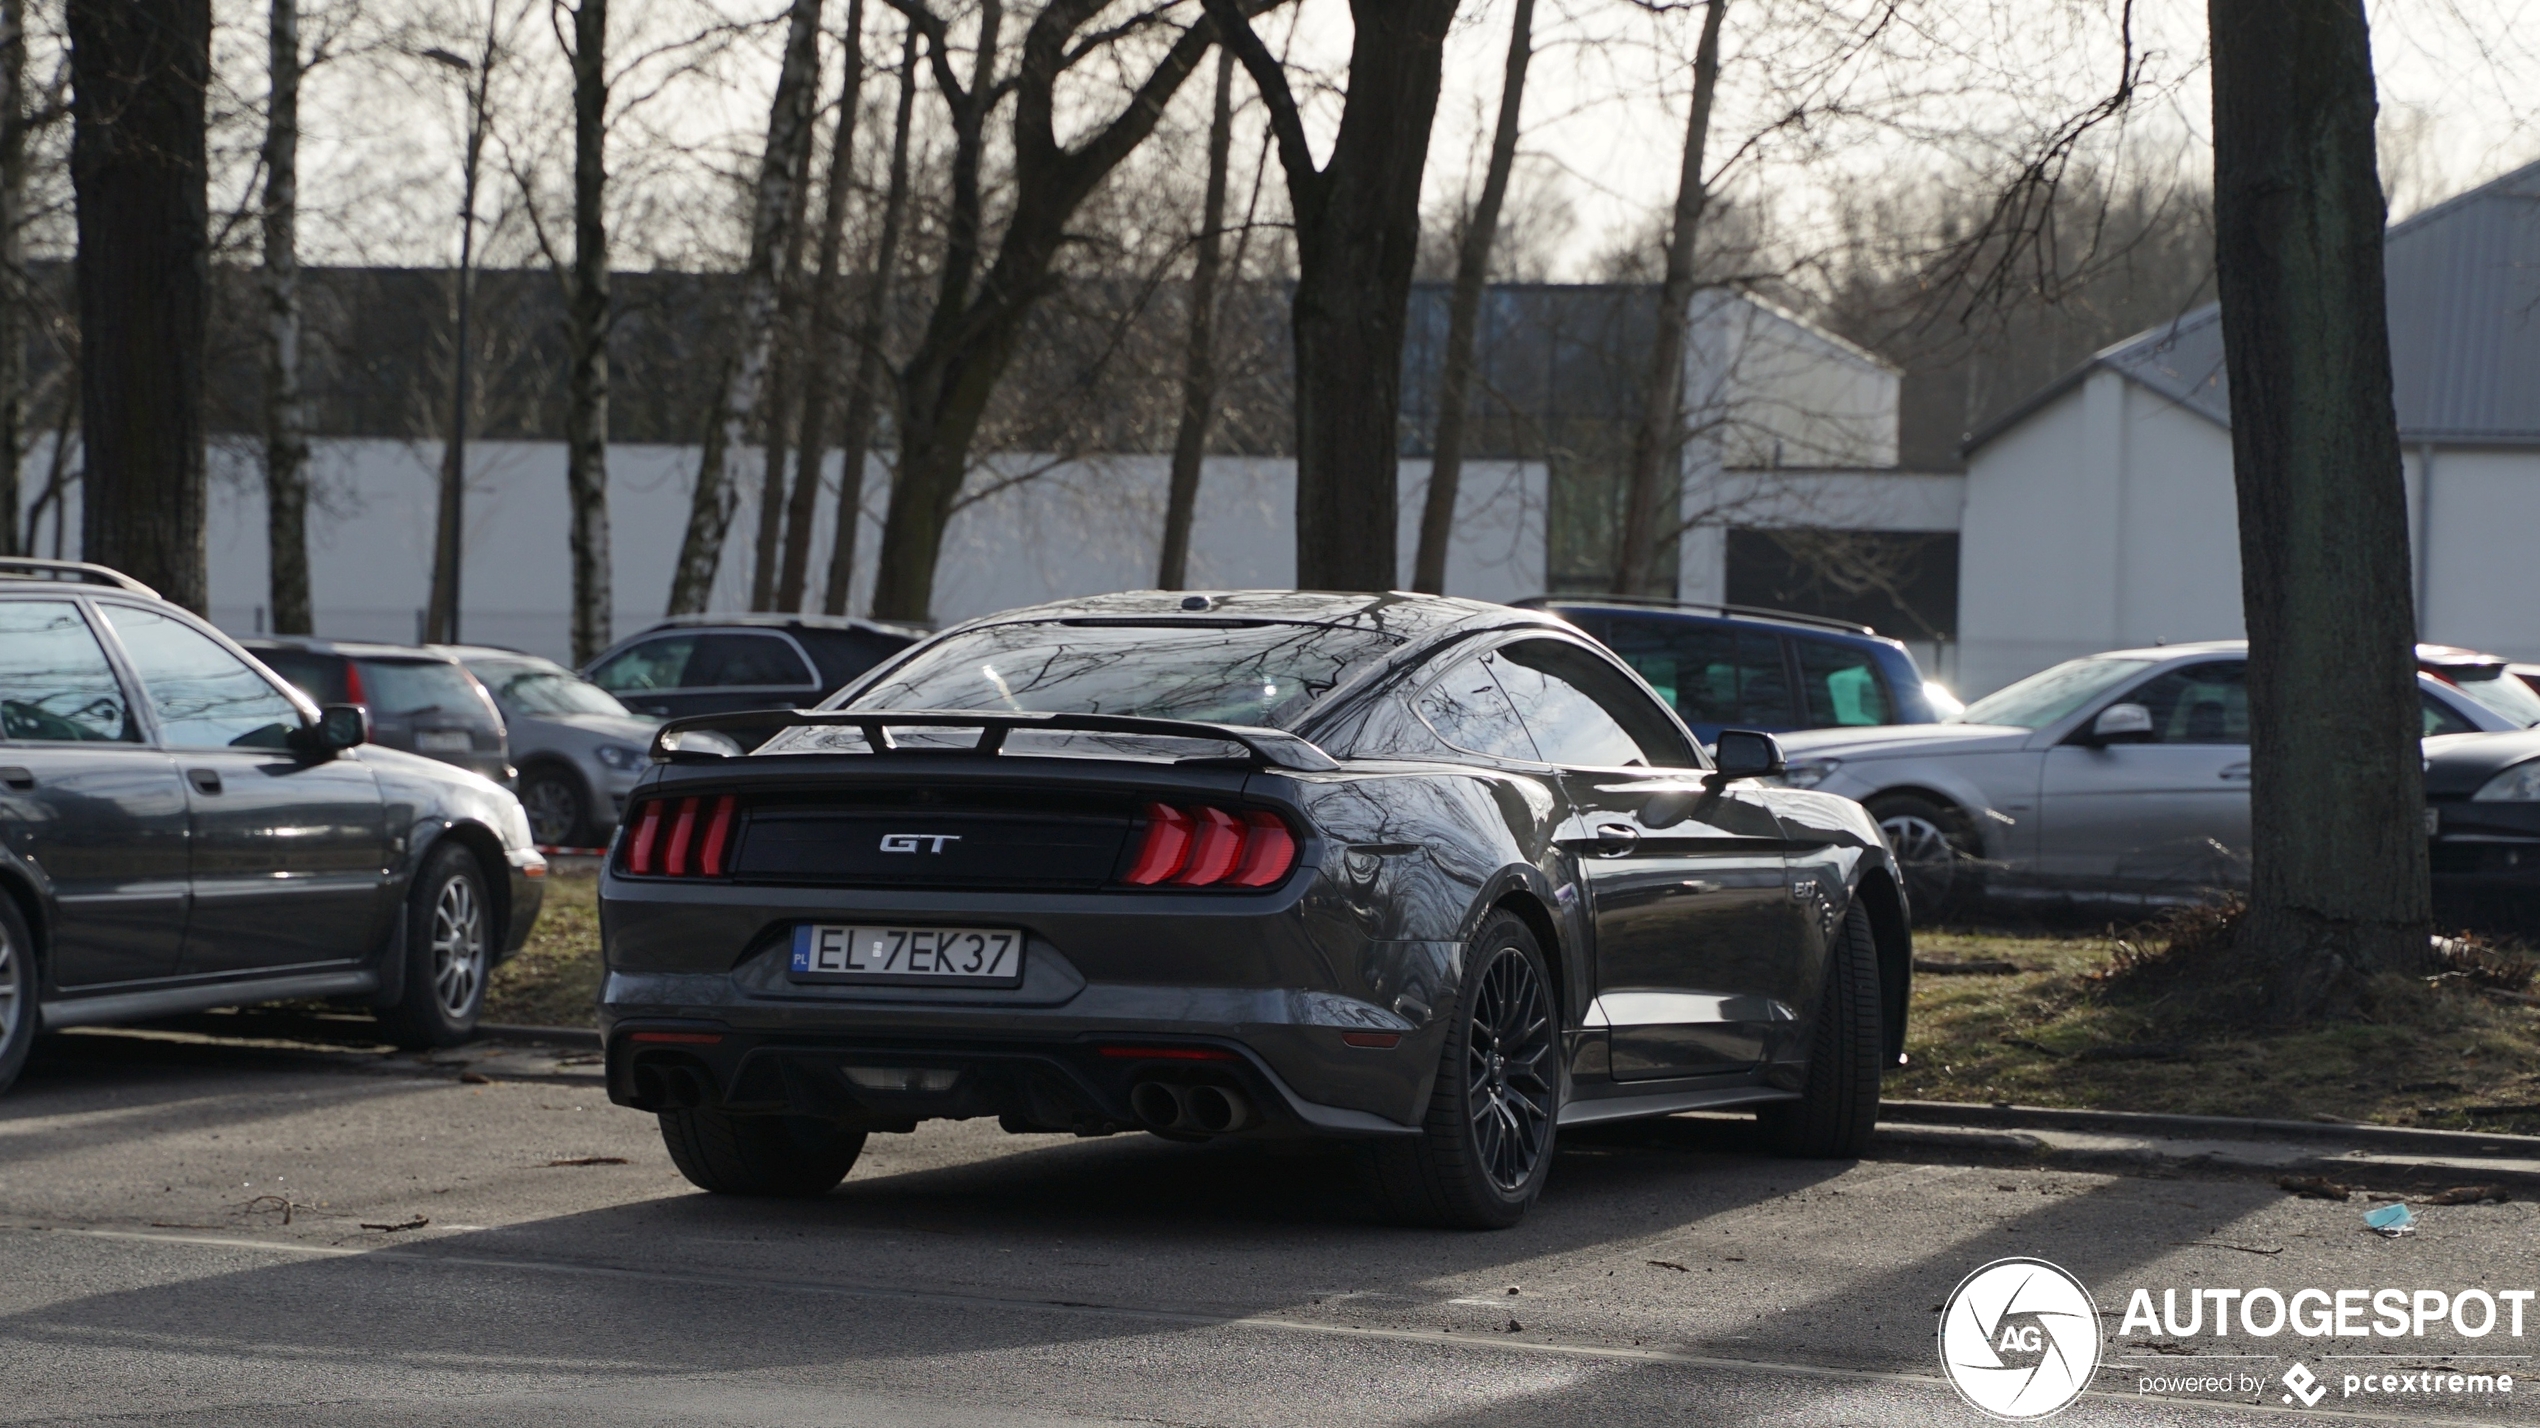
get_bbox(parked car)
[1774,640,2532,920]
[1522,596,1954,744]
[437,646,658,848]
[583,614,921,721]
[241,637,511,785]
[597,590,1909,1226]
[0,559,546,1096]
[2424,729,2540,933]
[2417,644,2540,729]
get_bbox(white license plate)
[415,729,474,754]
[788,924,1024,985]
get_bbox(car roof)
[930,589,1541,646]
[1520,594,1893,643]
[625,613,928,641]
[0,557,163,600]
[240,635,464,663]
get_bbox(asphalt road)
[3,1028,2533,1427]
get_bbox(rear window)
[357,659,494,723]
[2434,665,2540,729]
[255,648,349,705]
[842,620,1404,728]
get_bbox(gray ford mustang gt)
[597,591,1912,1228]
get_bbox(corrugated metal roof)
[1966,157,2540,452]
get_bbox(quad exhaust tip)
[1130,1079,1252,1135]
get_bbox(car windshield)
[839,620,1404,728]
[468,659,635,718]
[2431,665,2540,729]
[1952,657,2158,729]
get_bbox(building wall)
[63,440,1542,662]
[1959,372,2540,698]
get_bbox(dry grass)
[1895,919,2540,1130]
[482,863,603,1029]
[481,871,2540,1130]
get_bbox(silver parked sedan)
[1776,640,2530,919]
[440,647,660,848]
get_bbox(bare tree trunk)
[1210,0,1460,593]
[748,103,820,611]
[0,0,25,559]
[564,0,611,664]
[1412,0,1531,595]
[778,0,864,613]
[260,0,311,633]
[68,0,210,609]
[863,1,1224,623]
[426,10,496,645]
[666,0,823,615]
[2210,0,2428,1015]
[1155,47,1234,591]
[1613,0,1724,597]
[821,21,915,617]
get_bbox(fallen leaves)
[1646,1259,1690,1273]
[2279,1176,2351,1201]
[2415,1184,2510,1205]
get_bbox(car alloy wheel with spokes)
[1375,910,1559,1229]
[520,771,585,847]
[376,842,493,1049]
[1868,792,1975,923]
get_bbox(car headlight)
[1782,756,1842,790]
[2470,761,2540,801]
[593,742,645,771]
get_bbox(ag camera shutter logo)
[1939,1257,2103,1419]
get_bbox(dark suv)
[1522,597,1946,744]
[0,560,546,1096]
[241,637,511,786]
[583,615,922,720]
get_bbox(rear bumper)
[601,1020,1419,1139]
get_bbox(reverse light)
[1121,802,1299,888]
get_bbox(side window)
[0,600,140,742]
[254,649,349,705]
[1597,620,1793,727]
[1411,657,1540,762]
[1795,639,1895,727]
[686,633,816,688]
[1492,639,1697,768]
[2121,661,2250,744]
[102,606,302,750]
[589,635,696,694]
[2423,690,2479,737]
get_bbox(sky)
[194,0,2540,279]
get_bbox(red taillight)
[1172,806,1245,885]
[663,797,700,875]
[1231,810,1297,886]
[1124,803,1194,884]
[341,659,366,706]
[1122,804,1297,889]
[698,795,736,875]
[626,801,664,874]
[628,1030,722,1045]
[622,795,740,877]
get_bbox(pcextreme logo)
[1938,1257,2103,1420]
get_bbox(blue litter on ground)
[2365,1202,2416,1234]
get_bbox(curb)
[1880,1099,2540,1158]
[472,1022,602,1050]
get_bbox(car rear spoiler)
[647,708,1342,773]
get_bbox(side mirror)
[290,703,370,756]
[2086,702,2155,745]
[1709,728,1786,784]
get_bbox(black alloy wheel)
[0,895,33,1098]
[375,842,493,1050]
[1866,793,1977,924]
[520,766,590,847]
[1374,911,1559,1229]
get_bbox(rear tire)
[1759,900,1883,1158]
[1372,911,1559,1230]
[374,842,492,1050]
[659,1108,866,1197]
[0,896,35,1098]
[1867,793,1979,924]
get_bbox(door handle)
[0,766,31,790]
[187,768,223,795]
[1561,822,1640,857]
[2219,763,2251,781]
